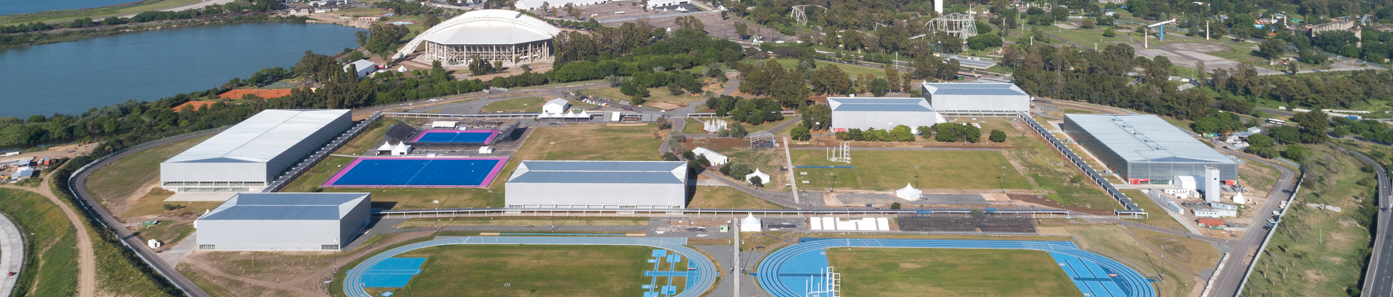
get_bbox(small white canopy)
[745,168,770,185]
[739,213,761,232]
[391,143,412,156]
[1231,192,1246,204]
[377,142,395,152]
[895,183,923,201]
[692,147,728,166]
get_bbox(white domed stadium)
[396,9,561,68]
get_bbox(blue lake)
[0,0,141,16]
[0,23,364,117]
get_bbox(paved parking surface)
[0,213,22,296]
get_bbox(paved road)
[1,178,97,297]
[0,213,22,297]
[1208,152,1299,297]
[1353,148,1393,297]
[70,131,219,297]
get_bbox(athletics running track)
[756,239,1156,297]
[343,236,718,297]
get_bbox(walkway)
[343,236,718,297]
[0,213,22,297]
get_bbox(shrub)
[989,129,1007,142]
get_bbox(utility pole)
[1206,21,1210,40]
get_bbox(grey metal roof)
[945,56,998,69]
[1065,114,1237,164]
[507,161,687,184]
[827,97,934,112]
[200,193,368,221]
[165,110,350,164]
[922,83,1028,96]
[344,60,375,72]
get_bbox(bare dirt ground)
[179,230,433,297]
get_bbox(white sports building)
[160,109,352,192]
[921,82,1032,115]
[195,192,371,251]
[395,9,561,68]
[828,97,945,132]
[505,161,688,209]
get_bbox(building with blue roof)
[505,161,688,209]
[1063,114,1239,184]
[827,97,945,132]
[921,82,1032,115]
[195,192,370,251]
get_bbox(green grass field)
[688,186,787,209]
[825,248,1082,297]
[1243,145,1376,296]
[768,58,887,78]
[480,97,545,113]
[789,150,1031,190]
[0,0,203,26]
[85,135,210,209]
[580,87,703,109]
[1004,128,1121,209]
[0,189,79,296]
[388,245,655,297]
[1121,189,1186,231]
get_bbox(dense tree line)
[1007,43,1212,120]
[707,96,785,125]
[1209,66,1393,109]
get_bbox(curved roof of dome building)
[395,9,561,58]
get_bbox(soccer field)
[825,248,1082,297]
[790,149,1032,190]
[388,245,653,297]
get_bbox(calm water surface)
[0,0,141,16]
[0,23,363,117]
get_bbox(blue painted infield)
[324,157,507,188]
[361,258,426,288]
[411,129,498,144]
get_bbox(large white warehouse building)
[828,97,945,132]
[505,161,688,209]
[921,82,1031,115]
[161,109,352,192]
[195,192,371,251]
[1062,114,1239,184]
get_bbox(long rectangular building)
[1062,114,1238,184]
[921,82,1031,115]
[161,109,352,192]
[195,192,371,251]
[505,160,688,209]
[828,97,944,132]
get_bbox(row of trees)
[707,96,784,125]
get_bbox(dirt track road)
[0,171,96,297]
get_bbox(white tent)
[691,147,728,166]
[1231,192,1246,204]
[543,98,570,114]
[745,168,770,185]
[739,214,761,232]
[391,142,412,156]
[895,183,922,201]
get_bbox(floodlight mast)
[1144,19,1178,48]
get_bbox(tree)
[424,15,441,28]
[734,22,749,39]
[1247,134,1274,148]
[750,175,764,187]
[967,33,1004,50]
[890,125,915,142]
[890,202,901,210]
[366,23,410,60]
[1259,38,1286,61]
[1103,28,1116,37]
[1269,126,1302,144]
[989,129,1006,142]
[1291,110,1329,143]
[810,65,852,95]
[869,78,889,96]
[1081,18,1096,29]
[1287,62,1297,75]
[729,122,748,138]
[1282,145,1309,161]
[884,68,900,92]
[791,124,812,141]
[799,104,831,130]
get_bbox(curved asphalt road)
[1350,148,1392,297]
[0,213,22,297]
[69,130,219,297]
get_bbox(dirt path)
[0,174,96,297]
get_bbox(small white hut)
[895,183,922,201]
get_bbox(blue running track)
[755,238,1155,297]
[343,236,717,297]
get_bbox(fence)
[263,111,382,192]
[1018,112,1144,214]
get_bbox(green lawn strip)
[684,118,710,134]
[1006,133,1121,209]
[789,149,1031,190]
[0,0,203,26]
[1121,189,1187,231]
[0,189,79,296]
[1242,145,1376,296]
[826,248,1082,297]
[480,97,545,113]
[767,58,886,78]
[390,245,651,297]
[84,135,210,205]
[688,186,788,209]
[579,87,702,108]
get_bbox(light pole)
[1160,245,1165,284]
[999,166,1006,193]
[433,200,440,228]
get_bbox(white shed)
[543,98,571,114]
[691,147,728,166]
[739,214,762,232]
[895,183,922,201]
[1174,176,1197,190]
[344,60,377,79]
[745,168,770,185]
